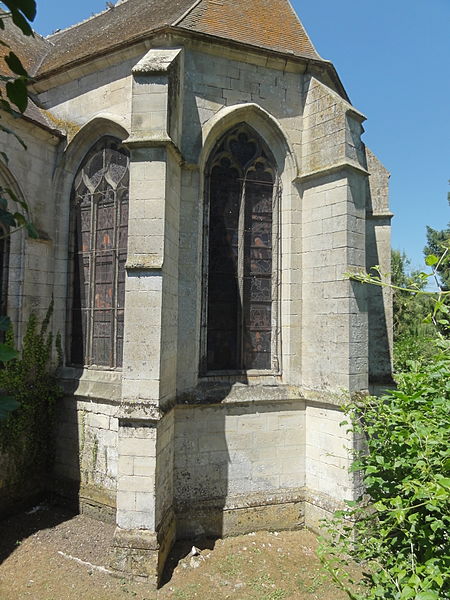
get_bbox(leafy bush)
[393,334,438,374]
[0,306,62,479]
[319,343,450,599]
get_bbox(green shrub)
[0,305,62,480]
[393,334,438,373]
[319,343,450,600]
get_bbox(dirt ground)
[0,505,349,600]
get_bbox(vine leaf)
[0,396,20,419]
[0,343,19,363]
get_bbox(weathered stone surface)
[0,0,392,585]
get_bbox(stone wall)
[174,397,306,537]
[0,28,392,584]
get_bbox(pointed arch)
[200,103,298,181]
[51,117,130,368]
[202,122,280,373]
[68,135,130,368]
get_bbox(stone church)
[0,0,392,585]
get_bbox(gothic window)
[204,124,279,373]
[0,224,9,322]
[69,137,129,368]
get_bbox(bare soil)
[0,506,349,600]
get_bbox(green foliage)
[390,250,440,371]
[0,0,38,419]
[424,191,450,291]
[319,346,450,599]
[322,263,450,599]
[0,1,39,238]
[0,305,62,479]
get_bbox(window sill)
[178,380,304,407]
[58,366,122,403]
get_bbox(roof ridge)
[172,0,203,26]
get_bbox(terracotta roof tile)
[178,0,320,60]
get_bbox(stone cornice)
[123,135,184,164]
[296,159,369,183]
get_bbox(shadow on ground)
[160,536,219,586]
[0,503,75,565]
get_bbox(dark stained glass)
[70,137,129,368]
[206,125,276,372]
[207,158,241,370]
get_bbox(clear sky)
[32,0,450,271]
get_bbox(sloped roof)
[178,0,319,60]
[0,10,51,77]
[0,11,62,135]
[38,0,194,76]
[36,0,321,77]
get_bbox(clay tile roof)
[0,10,51,77]
[178,0,320,60]
[36,0,322,78]
[37,0,197,76]
[0,11,63,134]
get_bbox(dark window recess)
[69,137,129,368]
[0,224,9,343]
[206,125,276,372]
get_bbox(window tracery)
[204,124,279,373]
[69,137,129,368]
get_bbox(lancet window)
[204,124,279,373]
[69,137,129,368]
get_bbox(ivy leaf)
[436,477,450,490]
[416,592,439,600]
[0,208,18,227]
[4,52,28,77]
[0,316,11,332]
[6,0,37,21]
[6,78,28,113]
[8,9,33,36]
[0,396,20,420]
[25,221,38,238]
[0,343,18,363]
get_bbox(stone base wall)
[174,400,306,514]
[48,393,352,530]
[173,398,352,539]
[52,395,119,520]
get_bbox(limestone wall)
[182,47,303,165]
[54,396,118,518]
[174,398,306,536]
[36,57,136,134]
[0,116,61,340]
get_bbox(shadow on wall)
[0,396,79,563]
[51,391,82,516]
[364,151,393,387]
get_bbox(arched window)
[69,137,129,368]
[203,124,279,373]
[0,223,9,322]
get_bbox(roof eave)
[32,24,350,102]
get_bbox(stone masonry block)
[120,438,156,458]
[119,475,155,493]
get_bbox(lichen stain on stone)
[42,110,81,140]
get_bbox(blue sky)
[32,0,449,271]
